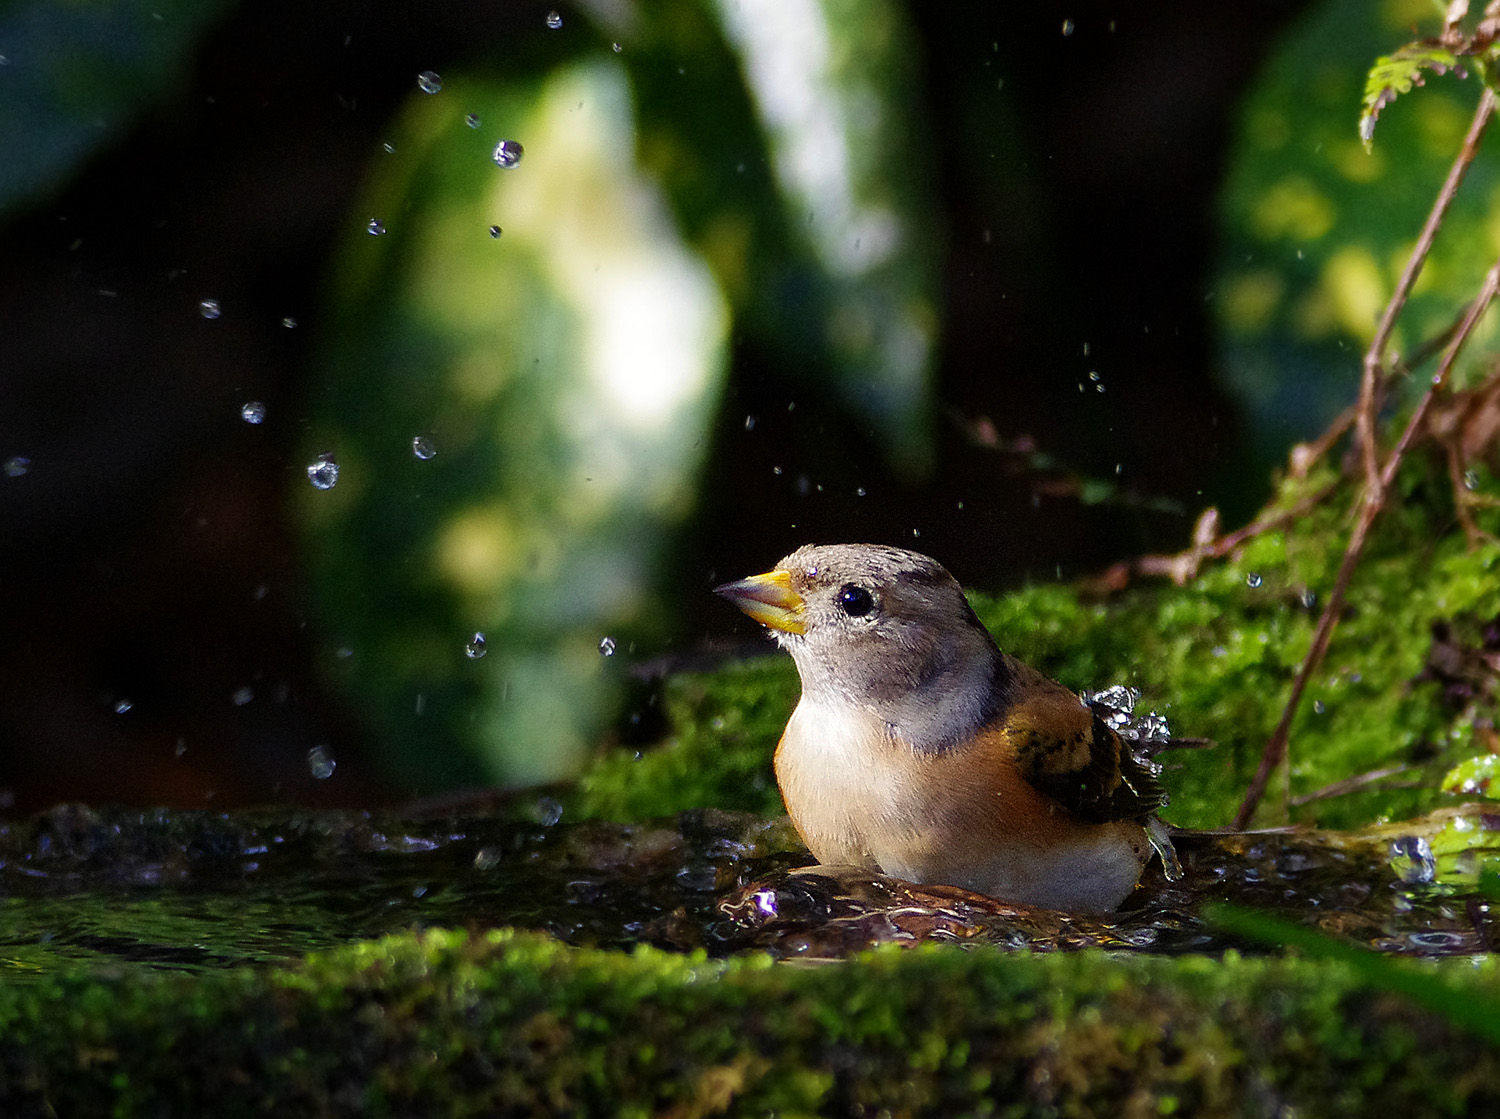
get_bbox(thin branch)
[1232,251,1500,830]
[1355,87,1497,494]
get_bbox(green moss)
[570,656,797,822]
[4,929,1499,1116]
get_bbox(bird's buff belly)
[775,702,1150,912]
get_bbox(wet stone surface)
[0,802,1495,979]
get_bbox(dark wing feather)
[991,657,1166,824]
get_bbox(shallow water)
[0,800,1494,979]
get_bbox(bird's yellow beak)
[714,568,806,635]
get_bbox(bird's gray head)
[715,544,1002,746]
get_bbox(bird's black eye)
[836,584,875,617]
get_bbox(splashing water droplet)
[240,401,266,425]
[198,298,221,320]
[545,10,562,28]
[1389,835,1436,885]
[744,415,756,431]
[465,112,481,129]
[307,745,336,780]
[1245,572,1262,588]
[281,316,298,329]
[599,636,616,657]
[367,218,387,236]
[411,435,437,460]
[488,225,503,239]
[491,140,524,168]
[417,70,442,94]
[382,142,396,154]
[465,632,487,659]
[1464,469,1480,491]
[112,699,133,714]
[612,41,622,53]
[1061,18,1075,35]
[306,453,339,490]
[4,456,31,478]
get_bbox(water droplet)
[1061,18,1075,35]
[612,41,622,53]
[537,796,563,825]
[382,142,396,154]
[488,225,503,239]
[231,686,254,706]
[412,435,437,460]
[599,636,616,657]
[306,453,339,490]
[240,401,266,424]
[281,316,298,329]
[4,456,31,478]
[1389,835,1436,885]
[1299,587,1317,609]
[174,739,187,757]
[744,415,756,431]
[856,487,867,497]
[1245,572,1262,588]
[474,847,501,870]
[1313,699,1326,714]
[113,699,133,714]
[307,745,336,780]
[491,139,524,168]
[366,218,387,236]
[465,632,487,659]
[772,465,782,475]
[545,10,562,29]
[417,70,442,94]
[198,298,221,319]
[1464,469,1480,491]
[465,112,481,129]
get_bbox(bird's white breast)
[774,695,903,868]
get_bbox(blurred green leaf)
[1216,0,1500,471]
[1208,903,1500,1043]
[1443,753,1500,797]
[303,0,942,792]
[0,0,233,219]
[305,58,729,788]
[621,0,941,470]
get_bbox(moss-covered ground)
[3,927,1500,1117]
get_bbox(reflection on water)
[0,802,1494,981]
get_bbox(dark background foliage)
[0,1,1311,811]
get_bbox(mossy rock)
[4,928,1500,1117]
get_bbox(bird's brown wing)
[990,658,1166,824]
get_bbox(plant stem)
[1232,252,1500,829]
[1355,87,1496,494]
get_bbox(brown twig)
[1355,88,1497,495]
[1232,250,1500,830]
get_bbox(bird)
[714,543,1175,912]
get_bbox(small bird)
[715,543,1172,912]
